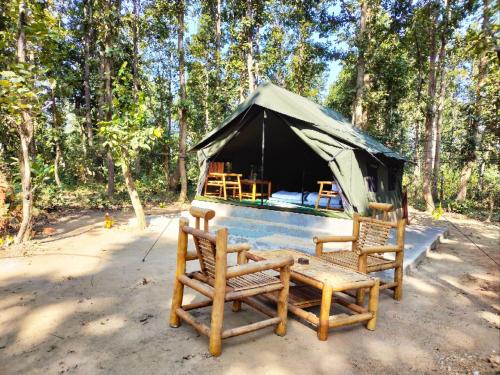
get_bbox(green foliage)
[0,0,496,225]
[99,63,163,165]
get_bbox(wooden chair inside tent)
[204,162,242,201]
[170,218,293,356]
[315,181,341,210]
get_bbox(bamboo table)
[246,249,379,341]
[240,179,272,201]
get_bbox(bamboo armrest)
[226,256,294,279]
[226,243,251,253]
[313,235,357,244]
[356,245,402,255]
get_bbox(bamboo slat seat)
[170,212,293,357]
[320,250,395,270]
[227,272,280,291]
[314,203,406,304]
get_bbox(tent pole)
[260,110,266,206]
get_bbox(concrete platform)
[186,199,449,275]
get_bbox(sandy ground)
[0,208,498,375]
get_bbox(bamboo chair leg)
[356,254,368,305]
[366,279,379,331]
[394,252,404,300]
[315,242,324,257]
[170,218,189,328]
[318,284,332,341]
[315,183,323,209]
[275,265,290,336]
[209,228,228,357]
[209,290,225,356]
[232,251,248,312]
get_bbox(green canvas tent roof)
[191,82,405,214]
[191,82,405,161]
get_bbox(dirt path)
[0,209,498,374]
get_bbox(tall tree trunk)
[352,0,370,129]
[104,0,115,199]
[215,0,221,81]
[456,0,489,201]
[177,0,188,202]
[121,160,146,229]
[131,0,141,176]
[422,6,438,212]
[51,87,62,187]
[204,71,210,131]
[246,0,256,92]
[432,65,447,199]
[132,0,139,95]
[83,0,93,147]
[15,1,34,244]
[431,1,450,199]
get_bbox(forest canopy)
[0,0,498,243]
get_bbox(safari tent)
[191,82,406,215]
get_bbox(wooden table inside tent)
[240,179,272,201]
[246,249,379,341]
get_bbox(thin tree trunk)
[422,6,438,212]
[104,0,115,199]
[352,0,370,129]
[132,0,139,95]
[432,71,446,199]
[456,0,489,201]
[83,0,93,147]
[54,144,62,187]
[215,0,221,80]
[177,0,188,202]
[246,0,256,92]
[457,160,474,201]
[51,87,62,187]
[15,1,34,243]
[122,160,146,229]
[131,0,141,175]
[432,1,450,199]
[204,70,210,131]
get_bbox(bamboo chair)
[313,210,406,304]
[170,218,293,357]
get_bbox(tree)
[83,0,94,148]
[456,0,492,201]
[352,0,371,129]
[176,0,188,202]
[13,1,35,243]
[99,63,162,229]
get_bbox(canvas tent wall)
[191,83,406,215]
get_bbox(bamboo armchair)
[313,212,406,304]
[170,218,293,357]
